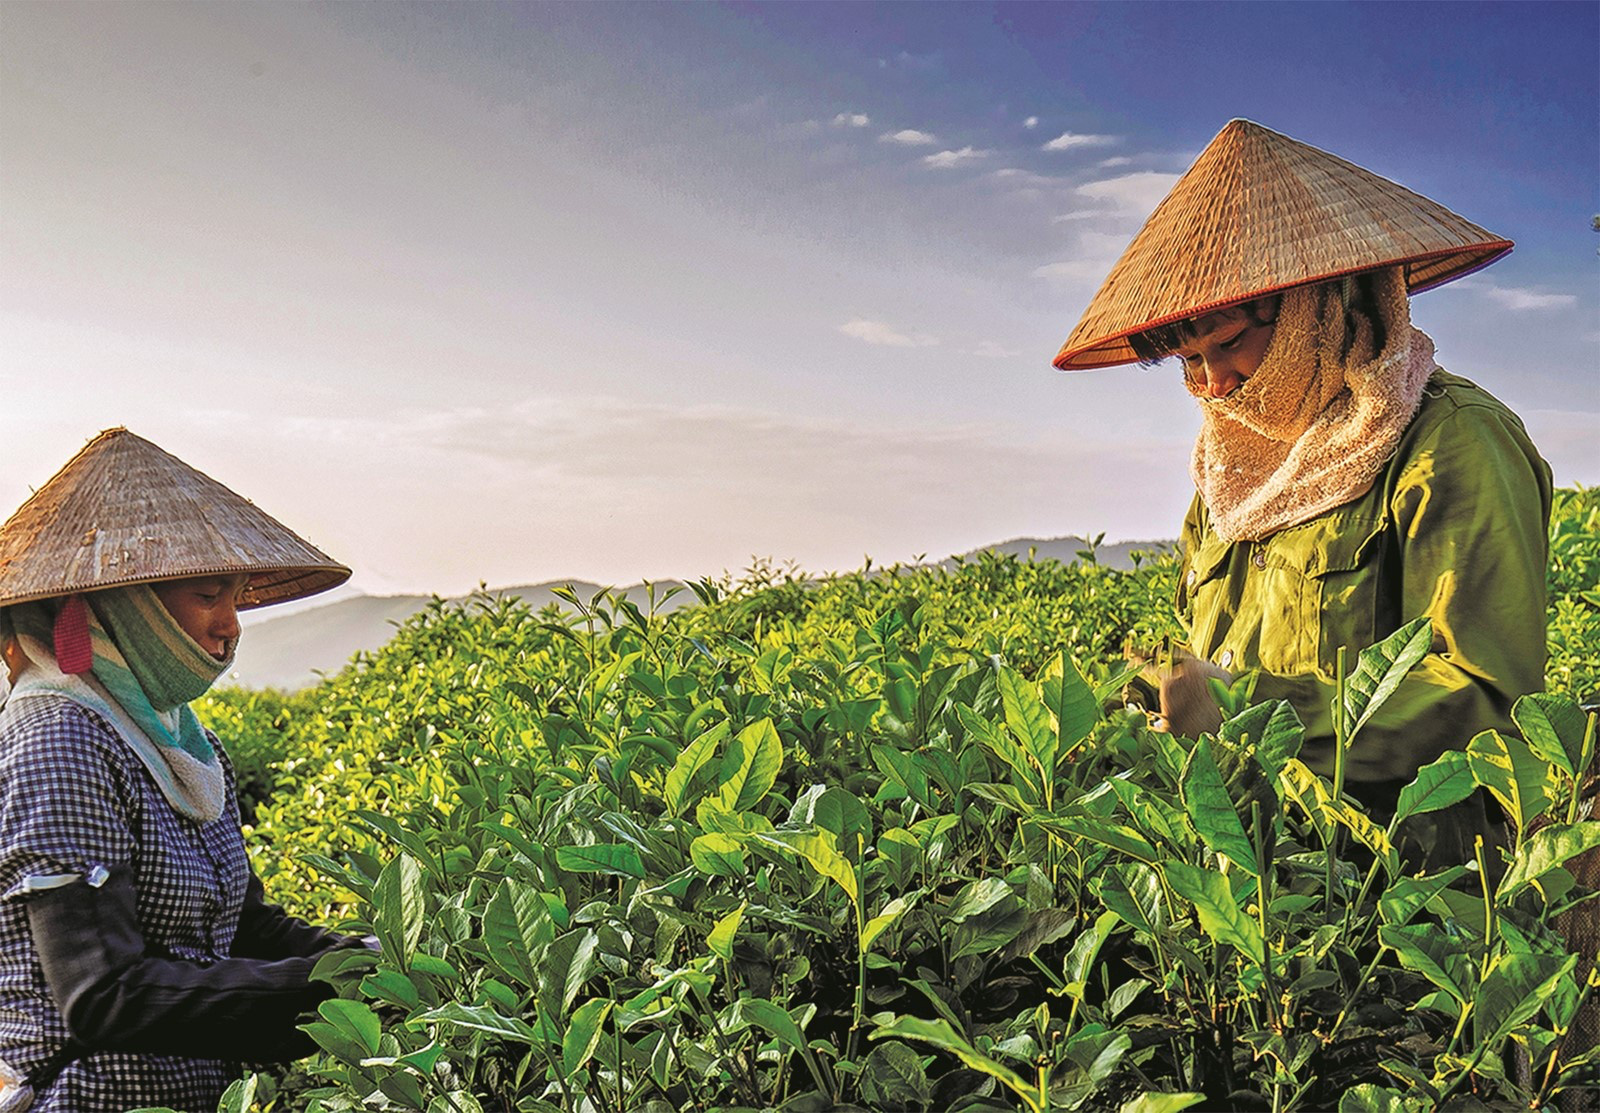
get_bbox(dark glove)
[233,871,365,960]
[25,865,332,1061]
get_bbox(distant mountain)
[224,536,1172,692]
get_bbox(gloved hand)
[1125,648,1234,738]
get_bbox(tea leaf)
[665,720,728,816]
[1001,665,1057,777]
[483,880,550,987]
[860,1041,932,1109]
[1499,822,1600,898]
[1392,750,1476,823]
[1117,1095,1205,1113]
[1473,951,1577,1047]
[373,853,425,968]
[861,895,912,953]
[1515,692,1590,778]
[1220,699,1303,779]
[715,718,784,812]
[1342,617,1433,740]
[555,843,646,878]
[1181,738,1258,875]
[1380,924,1471,1003]
[871,1016,1035,1107]
[561,997,614,1076]
[761,829,858,904]
[708,902,745,959]
[1337,1085,1425,1113]
[1164,862,1263,965]
[318,998,382,1057]
[417,1002,539,1045]
[1467,730,1552,832]
[731,997,808,1055]
[1042,650,1099,758]
[1099,863,1166,936]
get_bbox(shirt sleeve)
[1254,393,1553,785]
[0,700,139,896]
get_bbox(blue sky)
[3,1,1595,595]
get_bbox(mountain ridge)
[226,535,1173,691]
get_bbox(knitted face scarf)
[1,584,230,823]
[1188,267,1438,542]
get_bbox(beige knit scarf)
[1189,268,1438,542]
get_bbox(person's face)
[152,574,249,661]
[1174,302,1278,399]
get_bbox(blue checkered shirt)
[0,693,251,1112]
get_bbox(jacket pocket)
[1261,513,1386,675]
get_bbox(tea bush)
[190,487,1598,1112]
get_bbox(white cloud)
[1097,156,1133,168]
[922,146,992,169]
[832,112,870,128]
[1033,231,1134,285]
[987,167,1072,189]
[1076,171,1182,214]
[1052,211,1100,223]
[880,128,937,146]
[969,340,1024,359]
[1457,278,1580,311]
[1043,131,1118,152]
[1023,116,1039,129]
[839,318,939,348]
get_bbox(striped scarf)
[1,585,229,823]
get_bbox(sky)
[3,1,1596,598]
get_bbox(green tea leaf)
[761,829,858,904]
[1466,730,1552,832]
[1377,868,1467,926]
[947,878,1014,922]
[417,1002,539,1045]
[1220,699,1303,779]
[958,704,1042,801]
[664,720,728,816]
[1165,862,1263,965]
[871,1016,1033,1105]
[1099,863,1166,936]
[318,998,382,1057]
[1040,816,1159,866]
[1042,650,1100,758]
[1474,951,1577,1047]
[1392,750,1476,823]
[731,997,808,1055]
[1515,692,1590,779]
[1181,738,1258,875]
[483,879,552,988]
[1499,822,1600,898]
[562,997,614,1076]
[1337,1085,1425,1113]
[1062,912,1119,1001]
[862,895,912,953]
[1380,924,1471,1003]
[1343,617,1433,741]
[540,929,600,1017]
[859,1041,932,1109]
[555,843,646,878]
[1117,1095,1205,1113]
[789,785,872,860]
[372,853,425,968]
[708,902,745,959]
[998,666,1053,772]
[715,718,784,812]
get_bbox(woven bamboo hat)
[1054,119,1512,370]
[0,428,351,609]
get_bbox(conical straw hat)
[1054,119,1512,370]
[0,428,351,609]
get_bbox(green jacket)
[1177,370,1553,789]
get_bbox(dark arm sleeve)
[233,869,363,960]
[25,865,331,1061]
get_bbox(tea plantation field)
[195,486,1600,1112]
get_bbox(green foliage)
[202,489,1599,1111]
